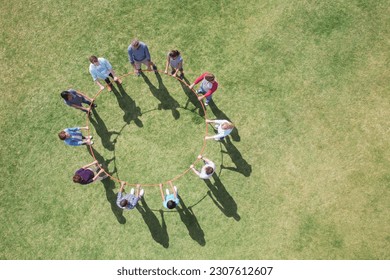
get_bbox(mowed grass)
[0,0,389,259]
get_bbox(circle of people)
[57,38,235,211]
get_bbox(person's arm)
[189,73,207,89]
[159,183,165,201]
[70,104,88,112]
[202,81,218,98]
[128,47,135,65]
[202,156,212,164]
[172,62,181,77]
[120,181,126,193]
[190,164,200,176]
[136,184,141,197]
[95,80,105,90]
[164,55,170,74]
[173,61,182,77]
[168,181,177,199]
[82,160,98,169]
[144,45,151,61]
[80,126,89,130]
[75,90,94,102]
[92,169,105,182]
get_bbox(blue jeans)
[198,86,212,104]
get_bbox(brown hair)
[58,131,67,140]
[205,166,214,175]
[120,199,128,207]
[89,56,98,63]
[73,175,82,183]
[169,50,180,57]
[205,73,215,82]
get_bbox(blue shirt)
[163,194,180,209]
[64,127,83,146]
[116,192,139,210]
[64,89,83,106]
[89,58,112,81]
[127,42,151,64]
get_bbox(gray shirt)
[116,192,139,210]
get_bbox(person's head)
[58,131,68,140]
[169,50,180,58]
[167,200,177,209]
[89,55,99,66]
[222,122,235,130]
[120,199,128,207]
[204,73,215,82]
[131,39,140,49]
[205,166,214,175]
[60,90,72,101]
[73,174,82,183]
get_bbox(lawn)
[0,0,389,259]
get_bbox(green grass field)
[1,0,389,259]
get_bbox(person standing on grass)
[58,126,93,146]
[127,39,158,76]
[164,50,184,79]
[61,89,96,114]
[189,72,218,106]
[73,160,108,185]
[190,155,216,180]
[89,56,122,92]
[159,181,180,210]
[205,119,235,141]
[116,181,144,210]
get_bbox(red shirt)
[193,72,219,98]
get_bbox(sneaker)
[179,73,184,79]
[87,136,93,140]
[139,189,145,197]
[106,84,112,92]
[166,189,170,195]
[92,103,97,108]
[205,102,209,106]
[171,70,175,75]
[88,140,94,145]
[130,188,135,195]
[152,65,158,73]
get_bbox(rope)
[85,70,209,187]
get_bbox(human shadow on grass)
[90,107,119,151]
[141,72,180,120]
[177,195,206,246]
[180,76,205,117]
[204,174,240,221]
[136,198,169,248]
[219,136,252,177]
[207,99,240,142]
[112,84,143,127]
[86,147,126,224]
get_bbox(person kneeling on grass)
[116,181,144,210]
[205,119,235,141]
[190,155,216,180]
[73,160,107,185]
[89,55,122,92]
[159,181,180,210]
[58,126,93,146]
